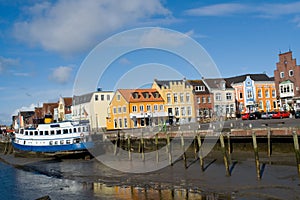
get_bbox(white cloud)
[13,0,171,55]
[13,103,37,116]
[49,66,73,84]
[0,56,19,74]
[139,28,188,47]
[184,3,247,16]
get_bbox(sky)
[1,0,300,125]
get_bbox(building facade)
[203,78,236,118]
[226,74,277,114]
[152,79,196,125]
[73,90,113,131]
[106,89,167,130]
[274,51,300,111]
[187,80,214,121]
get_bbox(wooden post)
[114,134,118,156]
[155,133,159,163]
[181,131,187,168]
[292,131,300,177]
[193,134,198,159]
[141,130,145,161]
[220,133,230,176]
[252,132,261,180]
[127,135,131,161]
[167,132,172,165]
[267,127,272,160]
[197,134,204,171]
[227,132,232,164]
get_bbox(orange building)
[106,89,167,130]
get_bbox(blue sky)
[1,0,300,125]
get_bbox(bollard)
[220,133,230,176]
[197,134,204,171]
[252,132,261,180]
[292,131,300,177]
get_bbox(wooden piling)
[127,135,131,161]
[141,131,145,161]
[252,132,261,180]
[220,133,230,176]
[267,127,272,159]
[167,132,172,165]
[155,133,159,163]
[227,132,232,164]
[197,134,204,171]
[113,135,118,156]
[181,132,187,169]
[292,131,300,177]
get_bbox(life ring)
[80,133,84,137]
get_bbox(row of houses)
[13,51,300,131]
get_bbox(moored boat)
[12,121,94,154]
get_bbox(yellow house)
[106,89,168,130]
[152,79,195,125]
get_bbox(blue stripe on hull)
[12,141,94,153]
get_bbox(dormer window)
[142,92,150,98]
[289,70,294,77]
[280,72,284,78]
[132,92,139,99]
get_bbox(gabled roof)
[187,79,210,93]
[203,78,232,89]
[154,79,191,88]
[118,89,164,103]
[225,73,273,85]
[63,97,72,106]
[73,93,94,105]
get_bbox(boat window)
[78,127,81,132]
[49,141,53,145]
[30,131,33,136]
[82,127,85,132]
[50,130,55,135]
[20,129,24,134]
[55,141,58,145]
[25,131,28,135]
[45,131,49,135]
[69,129,72,133]
[63,129,68,134]
[66,140,71,144]
[73,128,77,133]
[86,126,89,132]
[39,131,43,136]
[56,130,61,135]
[34,131,38,136]
[73,138,80,143]
[60,140,64,144]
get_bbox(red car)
[272,111,290,119]
[241,113,250,120]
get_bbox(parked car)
[261,111,274,119]
[295,111,300,119]
[249,111,262,120]
[272,111,290,119]
[241,113,250,120]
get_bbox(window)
[272,90,276,98]
[273,101,277,109]
[226,93,232,100]
[239,92,243,99]
[119,118,122,128]
[175,107,179,116]
[167,93,171,103]
[186,93,190,102]
[124,118,128,128]
[132,105,137,112]
[123,106,126,113]
[113,107,117,114]
[117,94,121,101]
[181,107,186,116]
[259,101,263,110]
[174,93,178,103]
[95,95,98,101]
[180,93,184,103]
[118,106,122,113]
[197,97,200,104]
[101,95,104,101]
[141,118,145,126]
[140,105,144,112]
[146,105,151,111]
[195,86,205,91]
[208,96,211,103]
[56,130,61,135]
[289,70,294,77]
[154,104,158,111]
[159,105,164,111]
[202,97,206,103]
[216,93,221,101]
[107,95,110,101]
[114,119,117,128]
[280,72,284,78]
[247,90,253,98]
[258,89,262,98]
[187,106,192,116]
[133,118,137,127]
[265,89,269,98]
